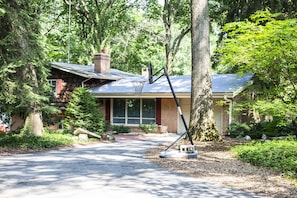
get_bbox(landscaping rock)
[245,135,252,141]
[78,134,88,141]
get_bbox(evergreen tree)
[64,87,105,134]
[0,0,50,135]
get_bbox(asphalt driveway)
[0,134,263,198]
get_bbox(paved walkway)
[0,134,263,198]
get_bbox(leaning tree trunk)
[189,0,221,141]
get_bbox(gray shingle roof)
[90,73,254,98]
[51,62,139,80]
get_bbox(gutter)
[82,78,91,87]
[224,95,233,125]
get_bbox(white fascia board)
[213,93,233,99]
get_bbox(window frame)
[111,98,156,126]
[48,79,58,94]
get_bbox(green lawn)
[0,131,74,150]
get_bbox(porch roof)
[90,73,254,98]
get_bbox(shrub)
[139,124,158,133]
[228,121,295,139]
[227,122,251,138]
[64,87,105,135]
[0,130,73,150]
[111,125,130,133]
[231,139,297,179]
[104,121,130,134]
[251,121,295,138]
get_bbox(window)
[127,99,140,124]
[49,79,57,93]
[142,99,156,124]
[49,79,62,94]
[113,99,126,124]
[112,98,156,125]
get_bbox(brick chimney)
[94,52,110,74]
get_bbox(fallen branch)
[74,128,102,139]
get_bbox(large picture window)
[112,98,156,125]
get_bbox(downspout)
[81,78,91,88]
[224,95,233,125]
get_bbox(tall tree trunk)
[189,0,221,141]
[166,47,174,74]
[25,112,43,136]
[23,64,44,136]
[162,0,191,75]
[163,0,174,74]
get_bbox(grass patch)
[0,131,74,150]
[231,139,297,179]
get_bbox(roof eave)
[232,79,254,97]
[51,63,121,80]
[92,92,234,99]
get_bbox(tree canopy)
[211,0,297,26]
[42,0,193,74]
[214,10,297,126]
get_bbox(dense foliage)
[214,10,297,130]
[232,139,297,179]
[227,121,296,139]
[42,0,192,75]
[0,0,48,110]
[64,87,104,134]
[0,130,73,150]
[211,0,297,26]
[0,0,55,135]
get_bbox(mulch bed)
[145,137,297,198]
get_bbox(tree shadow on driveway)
[0,137,262,198]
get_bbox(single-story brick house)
[44,53,253,135]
